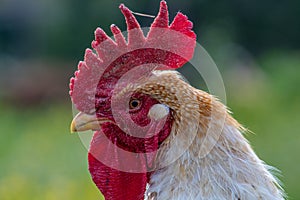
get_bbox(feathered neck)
[145,90,284,200]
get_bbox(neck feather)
[146,94,284,200]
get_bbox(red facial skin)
[88,93,173,200]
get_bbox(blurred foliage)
[0,0,299,199]
[225,52,300,199]
[0,104,104,199]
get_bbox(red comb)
[70,0,196,112]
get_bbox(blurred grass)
[0,52,299,199]
[0,104,104,199]
[226,52,300,199]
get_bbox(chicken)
[69,1,285,199]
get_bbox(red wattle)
[88,153,148,200]
[88,131,155,200]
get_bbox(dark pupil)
[131,100,139,108]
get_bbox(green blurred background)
[0,0,299,199]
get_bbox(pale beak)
[70,112,112,133]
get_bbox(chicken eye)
[129,99,141,109]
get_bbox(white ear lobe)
[148,104,169,121]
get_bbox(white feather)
[146,124,285,200]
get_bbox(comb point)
[151,0,169,28]
[93,28,110,46]
[119,3,140,30]
[110,24,121,34]
[110,24,127,47]
[170,12,196,39]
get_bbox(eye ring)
[129,99,141,110]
